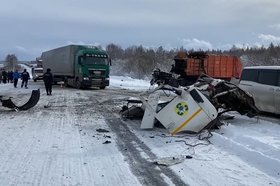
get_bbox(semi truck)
[41,45,111,89]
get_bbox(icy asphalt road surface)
[0,80,279,186]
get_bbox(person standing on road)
[7,71,10,83]
[0,70,2,84]
[9,71,14,83]
[21,69,30,88]
[2,70,7,84]
[43,68,53,95]
[13,70,20,88]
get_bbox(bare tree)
[5,54,18,71]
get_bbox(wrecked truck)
[169,51,242,86]
[120,74,259,135]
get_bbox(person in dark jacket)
[2,70,7,84]
[7,71,11,83]
[0,70,2,83]
[43,68,53,95]
[13,70,20,88]
[9,71,14,83]
[21,69,30,88]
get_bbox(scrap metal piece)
[140,92,160,129]
[154,156,186,166]
[0,89,40,111]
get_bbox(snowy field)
[0,76,280,186]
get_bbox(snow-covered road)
[0,78,279,186]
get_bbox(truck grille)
[88,69,105,78]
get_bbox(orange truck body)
[175,52,243,80]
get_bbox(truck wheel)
[76,80,82,89]
[64,79,68,87]
[100,86,106,89]
[34,79,37,82]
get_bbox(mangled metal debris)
[120,76,259,135]
[140,85,218,135]
[120,99,144,119]
[0,89,40,111]
[190,75,259,117]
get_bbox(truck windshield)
[81,57,108,65]
[35,69,43,73]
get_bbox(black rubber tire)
[76,80,82,89]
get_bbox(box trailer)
[41,45,111,89]
[173,52,243,85]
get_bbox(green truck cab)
[42,45,111,89]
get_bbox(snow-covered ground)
[110,75,151,90]
[0,75,280,186]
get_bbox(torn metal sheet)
[140,92,160,129]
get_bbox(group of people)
[0,68,53,96]
[0,70,14,83]
[0,69,30,88]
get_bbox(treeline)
[106,43,280,79]
[106,44,177,79]
[225,43,280,66]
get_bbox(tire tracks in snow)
[105,117,188,186]
[88,90,188,186]
[212,132,280,178]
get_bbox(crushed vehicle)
[151,51,243,87]
[121,77,259,135]
[0,89,40,111]
[120,52,258,135]
[139,84,219,135]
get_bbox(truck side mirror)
[109,59,112,66]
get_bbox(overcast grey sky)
[1,0,280,60]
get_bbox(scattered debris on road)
[96,128,110,133]
[154,156,186,166]
[103,140,111,144]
